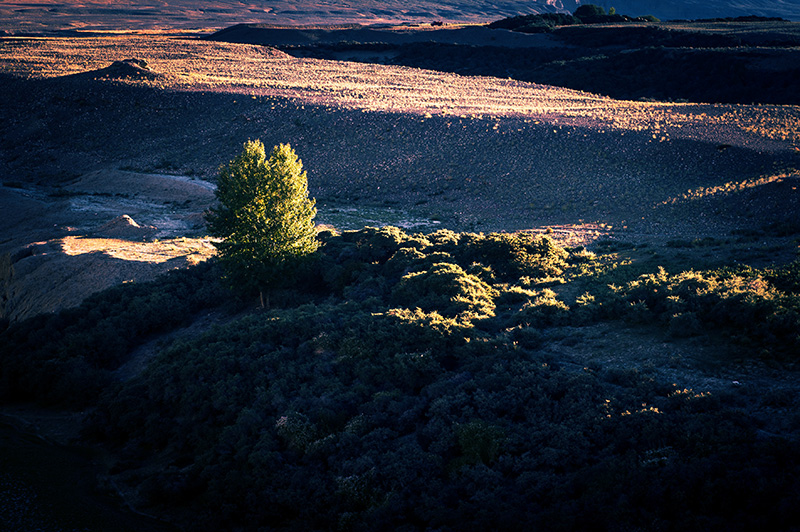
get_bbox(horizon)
[2,0,799,34]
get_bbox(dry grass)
[3,33,799,147]
[1,32,799,319]
[663,170,800,205]
[1,0,546,32]
[59,235,216,265]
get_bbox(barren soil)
[1,29,799,320]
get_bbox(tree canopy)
[574,4,606,18]
[206,140,318,303]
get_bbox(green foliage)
[578,264,800,359]
[5,225,800,531]
[767,259,800,294]
[207,140,319,298]
[454,233,569,282]
[392,262,498,320]
[574,4,606,18]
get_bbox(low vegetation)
[2,226,799,531]
[487,4,660,33]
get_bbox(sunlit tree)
[207,140,318,307]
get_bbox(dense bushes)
[0,261,227,405]
[576,265,800,359]
[574,4,606,18]
[87,275,800,530]
[487,13,579,33]
[3,226,800,530]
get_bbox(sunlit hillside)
[1,6,800,532]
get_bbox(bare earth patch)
[1,32,799,319]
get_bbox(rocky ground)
[1,29,798,320]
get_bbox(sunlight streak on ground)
[59,236,216,264]
[1,34,797,151]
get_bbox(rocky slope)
[1,29,798,321]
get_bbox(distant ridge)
[584,0,800,21]
[1,0,798,33]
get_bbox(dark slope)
[209,20,800,105]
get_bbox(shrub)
[455,233,569,282]
[574,4,606,18]
[341,225,414,263]
[392,262,498,320]
[583,265,800,359]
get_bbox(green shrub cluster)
[3,226,800,530]
[576,264,800,359]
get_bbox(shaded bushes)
[87,288,800,531]
[4,226,800,531]
[487,6,659,33]
[578,263,800,359]
[0,261,227,405]
[487,13,579,33]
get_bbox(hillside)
[1,21,800,532]
[3,226,800,531]
[1,30,798,321]
[592,0,800,21]
[218,19,800,105]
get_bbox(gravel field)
[0,31,799,319]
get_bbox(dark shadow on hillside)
[211,21,800,105]
[652,173,800,236]
[2,73,797,239]
[1,235,208,322]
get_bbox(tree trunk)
[259,290,270,309]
